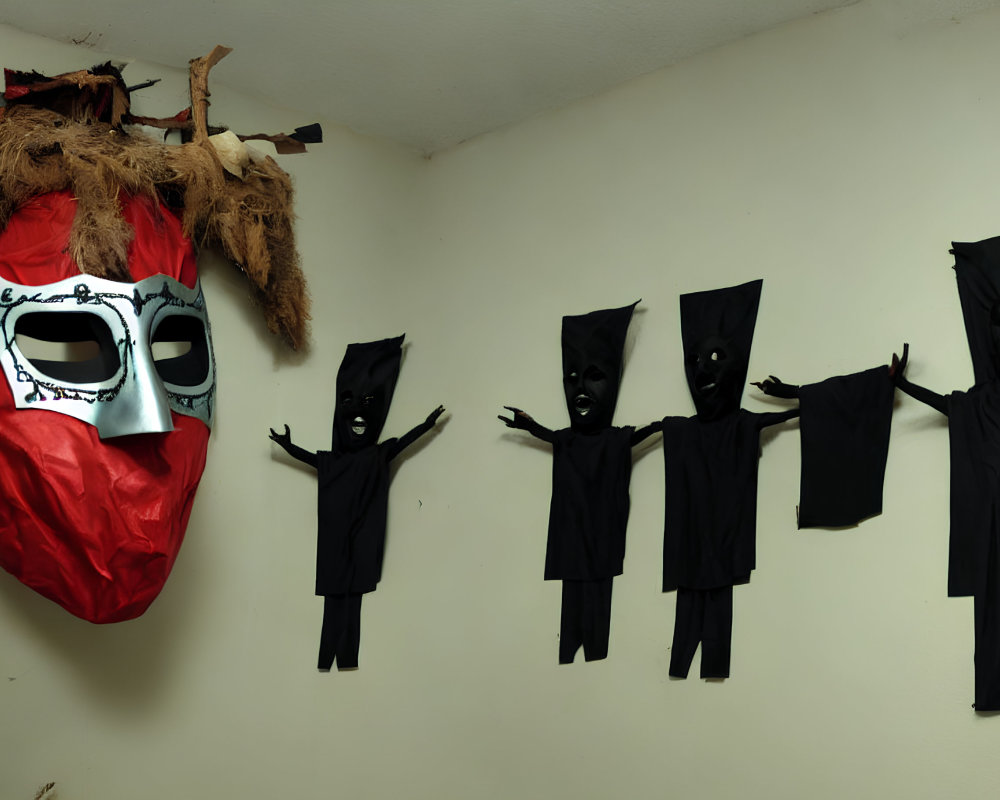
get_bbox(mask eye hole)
[152,314,210,387]
[340,391,353,405]
[14,311,120,384]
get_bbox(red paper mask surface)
[0,191,212,622]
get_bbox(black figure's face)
[564,360,616,432]
[335,385,388,452]
[332,336,403,453]
[687,334,745,421]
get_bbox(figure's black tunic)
[544,426,635,581]
[315,440,397,596]
[661,410,786,592]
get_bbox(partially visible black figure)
[661,279,797,679]
[499,302,657,663]
[892,235,1000,711]
[269,335,444,670]
[753,365,895,529]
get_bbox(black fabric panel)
[661,411,766,592]
[947,386,1000,597]
[544,426,635,581]
[797,366,894,529]
[315,441,396,595]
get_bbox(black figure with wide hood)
[499,301,657,663]
[660,279,798,679]
[893,235,1000,711]
[270,335,444,670]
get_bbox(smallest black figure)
[499,301,657,664]
[269,335,444,670]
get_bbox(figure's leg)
[559,581,584,664]
[699,585,734,679]
[581,578,613,662]
[669,587,703,678]
[337,593,363,670]
[318,594,344,671]
[974,515,1000,710]
[318,593,364,670]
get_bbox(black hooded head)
[679,279,762,421]
[333,335,404,451]
[953,237,1000,386]
[561,301,638,432]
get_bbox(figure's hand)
[889,343,909,383]
[498,405,534,430]
[751,375,798,399]
[269,424,291,447]
[427,405,445,425]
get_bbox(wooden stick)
[188,45,232,144]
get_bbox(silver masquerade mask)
[0,272,215,438]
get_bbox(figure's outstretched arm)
[269,424,319,468]
[631,421,661,446]
[752,375,801,399]
[751,375,801,428]
[388,405,445,460]
[758,408,801,428]
[891,343,948,416]
[498,406,556,444]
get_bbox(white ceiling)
[1,0,997,154]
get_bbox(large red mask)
[0,191,213,623]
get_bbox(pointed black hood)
[333,335,404,451]
[679,279,762,421]
[561,301,638,431]
[953,236,1000,385]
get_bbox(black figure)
[269,335,444,670]
[499,302,657,663]
[660,279,797,679]
[892,236,1000,711]
[753,366,895,529]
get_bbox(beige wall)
[4,3,1000,797]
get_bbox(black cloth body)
[797,366,895,529]
[312,441,395,670]
[315,441,397,595]
[544,426,635,664]
[544,426,635,581]
[939,235,1000,710]
[661,408,791,679]
[662,410,784,592]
